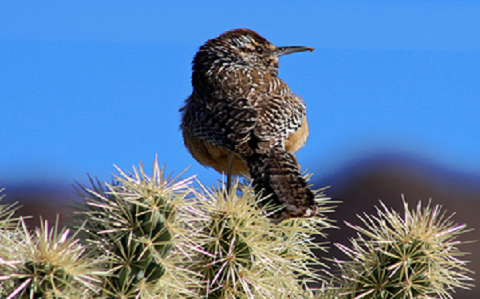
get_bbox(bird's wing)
[181,94,258,156]
[248,75,307,152]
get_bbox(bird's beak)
[274,46,314,57]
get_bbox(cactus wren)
[180,29,317,220]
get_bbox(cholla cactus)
[76,160,203,298]
[190,179,334,298]
[312,281,342,298]
[0,190,22,297]
[333,199,474,299]
[76,161,336,298]
[1,161,476,298]
[0,216,106,298]
[0,189,21,249]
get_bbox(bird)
[180,29,317,220]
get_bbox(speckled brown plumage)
[180,29,317,220]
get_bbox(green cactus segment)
[335,199,474,299]
[109,194,174,294]
[24,260,71,295]
[0,216,106,299]
[348,239,432,299]
[193,180,333,298]
[76,161,201,298]
[135,196,175,258]
[202,212,253,297]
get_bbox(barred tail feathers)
[247,145,317,219]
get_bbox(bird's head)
[193,29,314,77]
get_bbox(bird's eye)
[255,46,263,54]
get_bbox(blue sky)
[1,1,480,188]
